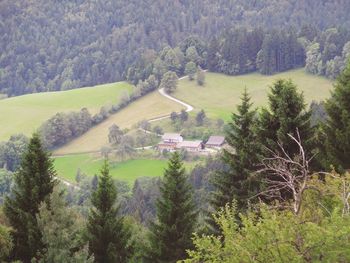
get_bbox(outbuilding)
[205,136,225,148]
[176,140,203,152]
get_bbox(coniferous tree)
[86,160,132,263]
[146,152,196,263]
[257,79,313,158]
[35,188,93,263]
[323,63,350,172]
[209,90,259,230]
[256,80,314,200]
[4,133,56,262]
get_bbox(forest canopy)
[2,0,350,96]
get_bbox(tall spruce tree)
[257,79,313,158]
[86,160,132,263]
[210,89,259,229]
[146,152,196,263]
[256,79,314,199]
[323,63,350,172]
[4,133,56,262]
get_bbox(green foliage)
[323,62,350,172]
[196,68,205,86]
[0,224,13,261]
[257,29,305,75]
[210,89,259,229]
[146,152,197,262]
[184,199,350,263]
[305,28,350,79]
[185,62,197,81]
[256,79,314,199]
[34,187,93,263]
[0,169,13,204]
[179,109,189,123]
[0,134,28,172]
[86,160,133,263]
[4,133,56,262]
[170,111,179,123]
[108,124,124,145]
[160,71,178,94]
[185,46,200,65]
[195,110,206,126]
[257,79,313,159]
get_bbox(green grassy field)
[174,68,334,121]
[0,82,133,141]
[54,91,184,155]
[54,154,195,185]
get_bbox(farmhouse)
[157,142,177,151]
[206,135,225,148]
[176,140,203,152]
[162,133,183,143]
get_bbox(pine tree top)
[91,160,117,215]
[147,152,197,262]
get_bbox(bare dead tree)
[341,175,350,216]
[257,129,315,215]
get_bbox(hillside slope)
[174,68,333,120]
[0,82,133,141]
[54,91,184,155]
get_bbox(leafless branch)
[257,129,313,215]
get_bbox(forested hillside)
[2,0,350,96]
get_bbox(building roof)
[162,133,183,141]
[206,136,225,146]
[158,142,177,147]
[177,140,202,148]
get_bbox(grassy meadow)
[54,91,184,155]
[0,82,133,141]
[174,68,334,121]
[54,154,196,185]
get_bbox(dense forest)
[2,0,350,95]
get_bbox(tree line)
[305,27,350,79]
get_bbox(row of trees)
[39,72,161,149]
[128,25,350,93]
[40,109,92,149]
[207,28,306,75]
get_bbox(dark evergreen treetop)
[257,79,314,158]
[4,133,56,262]
[210,89,259,232]
[86,160,132,263]
[146,152,197,263]
[323,62,350,172]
